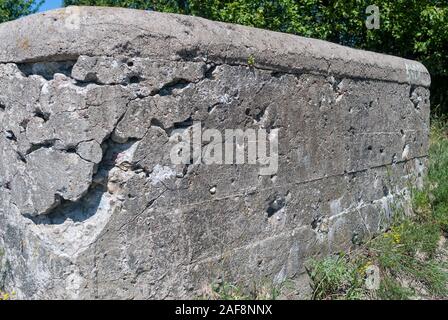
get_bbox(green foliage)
[0,249,14,300]
[309,218,448,299]
[201,279,286,300]
[377,277,414,300]
[307,255,365,300]
[427,117,448,231]
[247,54,255,67]
[0,0,42,23]
[63,0,186,12]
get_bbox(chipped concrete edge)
[0,6,431,87]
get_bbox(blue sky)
[39,0,63,12]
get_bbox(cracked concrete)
[0,7,430,299]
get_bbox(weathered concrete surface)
[0,7,430,299]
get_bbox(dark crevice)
[311,216,322,230]
[173,117,194,129]
[382,184,389,197]
[83,72,99,83]
[157,78,192,96]
[65,145,78,154]
[24,186,106,225]
[205,64,218,80]
[409,84,417,97]
[19,118,30,130]
[17,60,76,80]
[208,102,220,114]
[150,116,195,137]
[2,181,11,190]
[271,71,286,78]
[246,105,268,123]
[16,152,27,164]
[164,116,194,136]
[176,48,202,61]
[150,118,165,130]
[26,139,58,155]
[5,130,17,142]
[266,195,286,218]
[128,75,141,84]
[34,109,50,122]
[409,85,421,109]
[330,77,343,93]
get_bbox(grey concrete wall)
[0,7,430,299]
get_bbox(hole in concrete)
[5,130,17,141]
[352,232,362,245]
[127,61,134,67]
[205,65,217,80]
[392,153,397,164]
[34,109,50,122]
[19,119,30,130]
[84,72,99,83]
[367,145,373,151]
[0,102,5,111]
[382,184,389,196]
[311,216,321,230]
[266,195,286,218]
[129,76,141,84]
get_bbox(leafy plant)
[307,254,365,300]
[0,0,43,23]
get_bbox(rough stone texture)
[0,7,430,299]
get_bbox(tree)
[61,0,447,113]
[0,0,43,23]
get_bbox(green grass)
[308,254,365,300]
[308,117,448,300]
[200,280,287,300]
